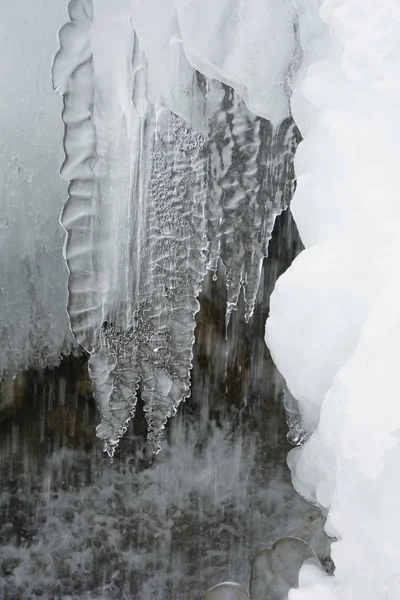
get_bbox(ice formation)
[266,0,400,598]
[4,0,399,596]
[0,2,75,376]
[52,0,300,455]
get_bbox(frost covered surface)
[0,1,75,375]
[266,0,400,597]
[53,0,300,455]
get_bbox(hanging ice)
[53,0,300,455]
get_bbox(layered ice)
[53,0,300,455]
[266,0,400,598]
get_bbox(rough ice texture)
[53,0,300,455]
[0,1,76,376]
[266,0,400,598]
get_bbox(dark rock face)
[0,209,330,600]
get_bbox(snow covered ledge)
[266,0,400,597]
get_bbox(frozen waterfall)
[1,0,399,598]
[52,0,300,455]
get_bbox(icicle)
[52,0,101,352]
[53,1,145,455]
[137,110,209,451]
[54,1,300,455]
[218,90,261,326]
[213,97,300,326]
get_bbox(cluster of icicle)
[266,0,400,598]
[52,0,301,455]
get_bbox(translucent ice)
[53,0,300,454]
[174,0,297,124]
